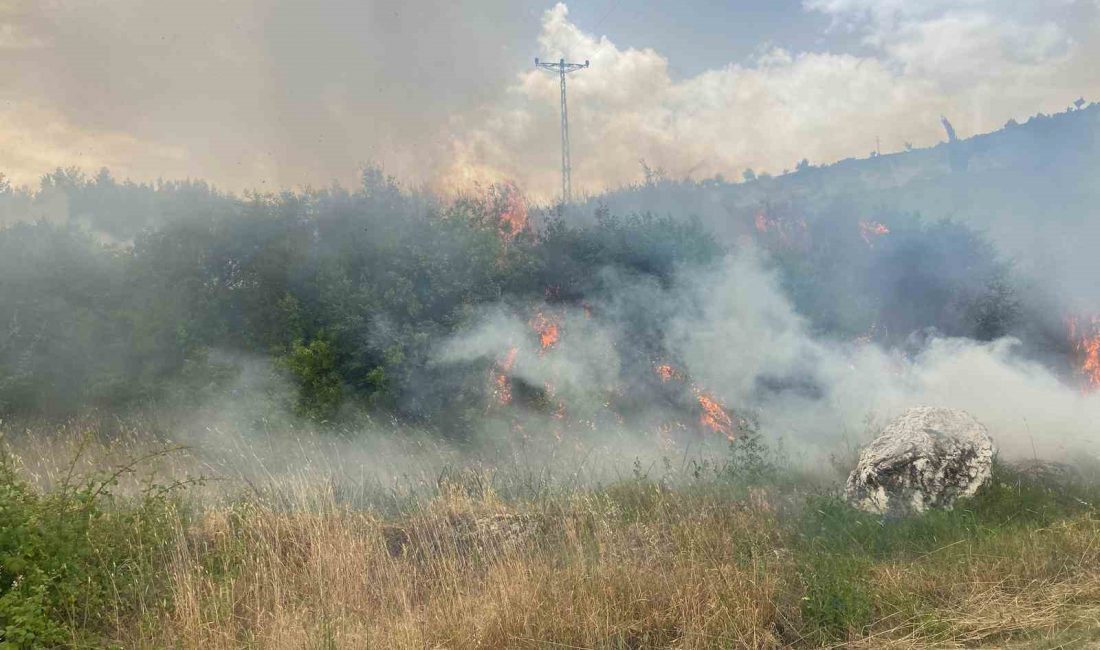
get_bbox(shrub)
[0,446,179,648]
[279,337,345,420]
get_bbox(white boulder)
[846,407,996,516]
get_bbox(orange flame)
[696,392,736,441]
[1067,315,1100,390]
[653,362,738,440]
[529,312,560,351]
[859,220,890,246]
[655,363,680,383]
[1083,337,1100,388]
[753,211,807,248]
[497,181,528,242]
[490,346,518,405]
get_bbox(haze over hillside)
[587,102,1100,307]
[2,99,1100,463]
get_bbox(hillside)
[585,103,1100,306]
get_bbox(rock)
[1010,459,1082,487]
[846,407,996,516]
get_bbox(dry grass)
[3,423,1100,648]
[154,486,788,649]
[859,518,1100,648]
[123,486,1099,649]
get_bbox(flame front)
[753,210,807,249]
[490,346,518,405]
[497,181,528,242]
[1068,315,1100,389]
[654,363,738,440]
[489,325,741,439]
[696,392,736,441]
[655,363,680,383]
[1083,336,1100,388]
[529,312,560,351]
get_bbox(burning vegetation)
[0,162,1085,443]
[695,391,737,441]
[4,121,1100,650]
[653,362,742,441]
[483,303,746,442]
[1067,315,1100,389]
[655,363,681,383]
[859,219,890,246]
[489,347,518,406]
[751,209,807,249]
[494,181,529,242]
[528,311,561,352]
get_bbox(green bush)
[280,337,345,420]
[0,448,178,648]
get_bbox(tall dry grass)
[159,485,787,649]
[3,422,1099,648]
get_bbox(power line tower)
[535,57,589,206]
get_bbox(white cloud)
[445,1,1100,199]
[1,1,1098,197]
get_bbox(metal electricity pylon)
[535,57,589,206]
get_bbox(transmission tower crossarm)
[535,58,589,73]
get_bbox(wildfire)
[859,220,890,246]
[654,362,738,440]
[529,312,560,351]
[1067,315,1100,389]
[655,363,680,383]
[696,392,736,441]
[497,181,528,242]
[491,331,741,440]
[1083,337,1100,388]
[753,210,807,248]
[489,346,518,405]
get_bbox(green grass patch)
[786,460,1099,645]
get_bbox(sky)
[1,0,1099,199]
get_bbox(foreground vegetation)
[2,427,1098,649]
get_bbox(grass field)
[1,421,1098,649]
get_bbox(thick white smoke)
[673,250,1100,460]
[440,248,1100,463]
